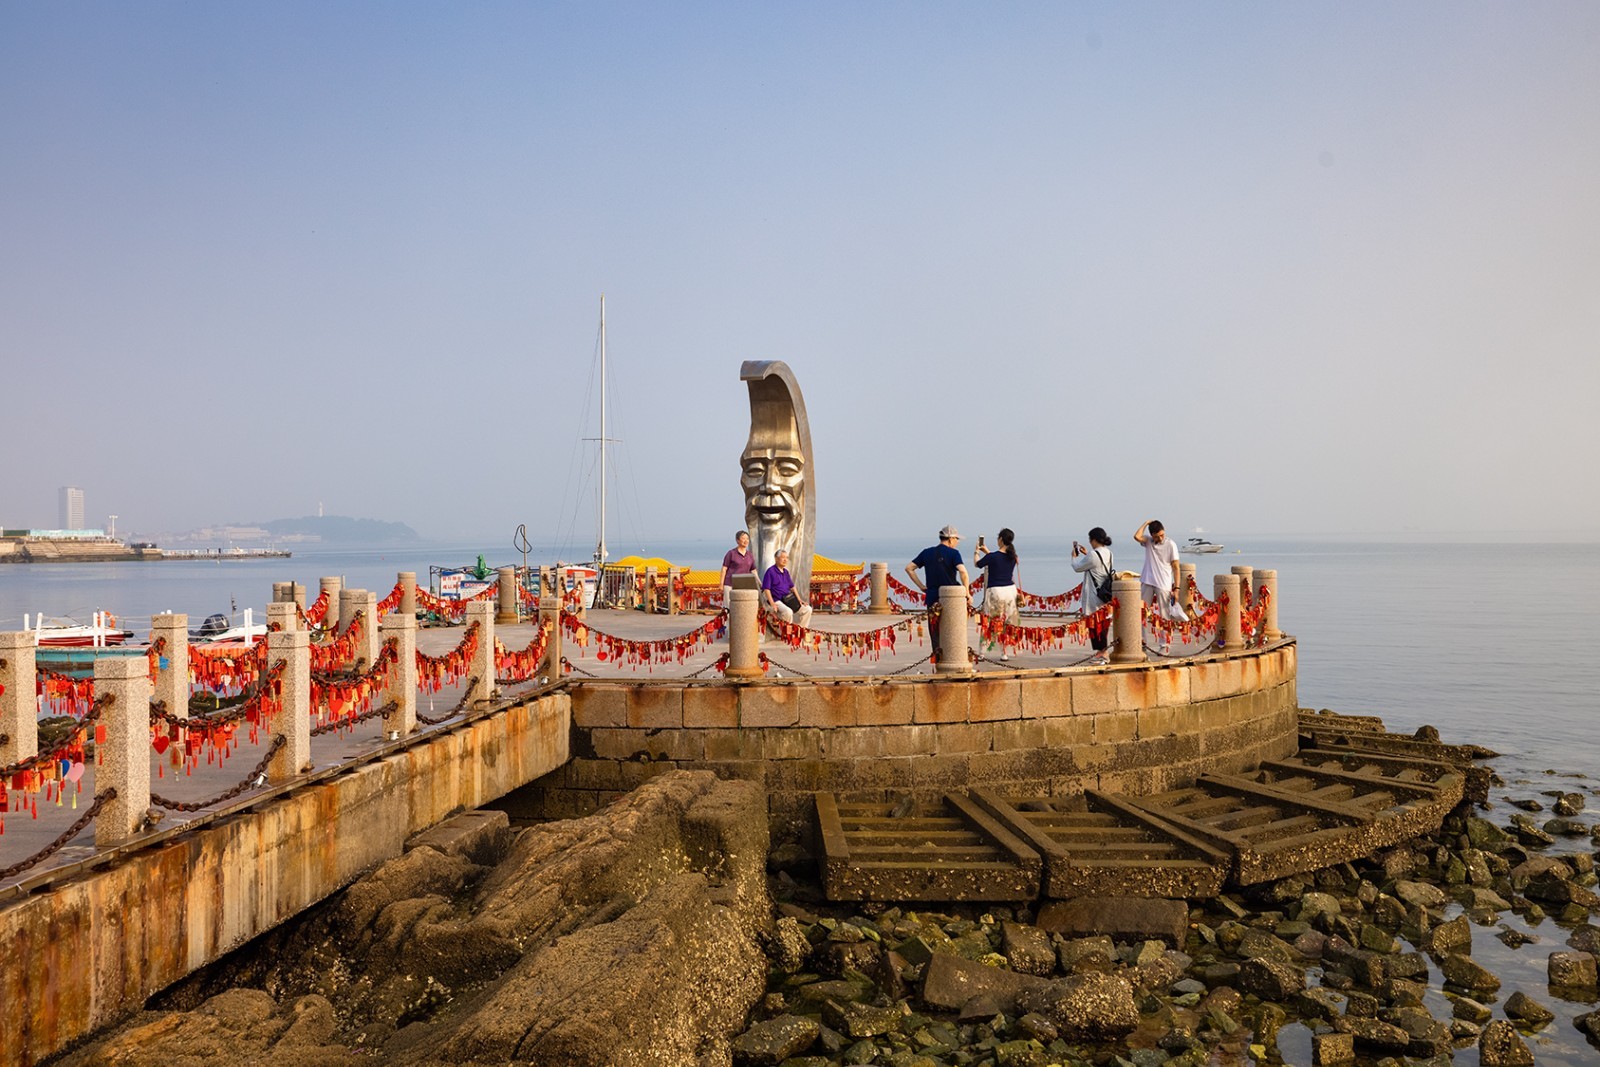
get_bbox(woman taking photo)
[1072,527,1114,665]
[974,528,1021,660]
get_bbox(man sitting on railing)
[761,549,813,626]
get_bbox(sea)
[1,536,1596,786]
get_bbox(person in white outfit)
[1071,527,1115,665]
[1135,518,1181,655]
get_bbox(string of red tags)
[809,573,872,610]
[151,662,285,778]
[311,639,398,730]
[146,637,166,681]
[414,586,493,621]
[763,613,925,660]
[310,611,364,673]
[1017,583,1083,612]
[1240,587,1272,647]
[1144,593,1224,644]
[560,611,727,670]
[0,700,104,832]
[36,667,96,717]
[495,623,551,684]
[375,584,403,618]
[884,574,928,611]
[517,584,539,610]
[676,582,723,611]
[302,590,331,628]
[977,602,1115,655]
[417,622,480,694]
[189,639,269,695]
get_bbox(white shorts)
[984,585,1020,625]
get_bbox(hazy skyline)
[4,3,1597,549]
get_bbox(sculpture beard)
[741,448,805,583]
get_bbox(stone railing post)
[150,613,190,723]
[381,612,417,739]
[290,582,306,610]
[725,575,763,679]
[265,602,298,633]
[466,599,495,707]
[496,566,518,625]
[0,632,38,765]
[94,656,152,846]
[1110,577,1147,664]
[338,588,360,635]
[349,590,379,671]
[272,582,292,603]
[645,567,659,614]
[267,628,310,782]
[1231,566,1255,608]
[398,572,417,616]
[1214,573,1244,651]
[1177,563,1197,613]
[538,594,563,683]
[935,584,974,674]
[667,568,680,616]
[1257,569,1281,641]
[320,577,342,628]
[868,562,890,615]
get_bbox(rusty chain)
[416,684,477,727]
[0,694,111,780]
[0,788,117,881]
[310,700,399,737]
[150,736,285,812]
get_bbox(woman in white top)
[1072,527,1114,665]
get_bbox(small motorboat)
[190,610,267,646]
[26,612,135,647]
[1180,538,1225,554]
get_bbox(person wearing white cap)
[907,525,971,644]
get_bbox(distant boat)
[190,610,266,646]
[26,612,135,647]
[1181,538,1225,555]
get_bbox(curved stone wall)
[524,640,1298,853]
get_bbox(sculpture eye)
[776,460,803,478]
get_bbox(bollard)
[645,567,659,615]
[1231,566,1255,610]
[1256,569,1281,641]
[868,562,890,615]
[94,655,152,846]
[667,568,680,616]
[338,588,361,635]
[1177,563,1197,613]
[935,584,974,674]
[1214,573,1244,651]
[465,599,495,707]
[271,582,292,604]
[150,613,190,723]
[0,631,38,765]
[398,572,417,616]
[381,613,417,739]
[1110,577,1147,664]
[320,577,343,629]
[267,628,311,782]
[496,566,518,625]
[290,582,306,610]
[725,575,763,679]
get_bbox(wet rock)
[1458,886,1512,910]
[1575,1010,1600,1044]
[1296,892,1342,926]
[1035,896,1187,947]
[809,939,883,978]
[1298,987,1346,1021]
[1527,872,1600,907]
[1385,1005,1450,1057]
[1554,792,1586,817]
[1386,952,1429,981]
[733,1014,820,1065]
[1391,881,1446,910]
[1237,957,1306,1000]
[1450,995,1492,1023]
[1237,928,1297,963]
[999,922,1055,978]
[1504,991,1555,1027]
[1441,951,1501,994]
[1015,1012,1057,1043]
[1496,927,1537,948]
[1312,1031,1355,1065]
[1056,935,1115,972]
[1509,814,1555,847]
[1465,818,1514,852]
[1359,925,1397,954]
[1507,798,1544,812]
[1335,1016,1411,1053]
[992,1040,1049,1067]
[1569,925,1600,954]
[771,917,811,973]
[822,1000,902,1039]
[1013,972,1139,1039]
[1544,818,1588,837]
[1549,950,1599,988]
[1292,929,1330,958]
[921,953,1051,1014]
[1478,1019,1535,1066]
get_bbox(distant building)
[59,486,84,531]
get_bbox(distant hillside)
[255,516,421,543]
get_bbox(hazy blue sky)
[3,3,1596,549]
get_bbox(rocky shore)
[736,781,1600,1066]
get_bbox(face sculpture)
[739,361,816,594]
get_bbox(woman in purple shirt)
[720,531,756,607]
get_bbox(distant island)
[253,516,422,543]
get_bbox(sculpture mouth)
[753,505,791,525]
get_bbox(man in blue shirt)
[907,525,971,641]
[762,549,813,626]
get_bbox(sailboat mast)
[596,294,607,567]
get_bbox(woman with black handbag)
[1072,527,1115,665]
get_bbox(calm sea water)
[2,537,1595,783]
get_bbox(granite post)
[267,628,311,782]
[150,613,190,723]
[398,572,417,616]
[1257,569,1281,641]
[667,568,680,615]
[935,583,974,674]
[1111,576,1147,664]
[1178,562,1197,613]
[645,567,659,615]
[381,612,417,739]
[1231,566,1255,609]
[538,592,563,683]
[465,599,495,707]
[94,656,152,846]
[496,566,518,625]
[0,632,37,765]
[725,575,763,679]
[348,590,379,671]
[319,577,342,629]
[1214,573,1244,651]
[868,562,890,615]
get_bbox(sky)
[2,2,1597,549]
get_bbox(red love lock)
[153,735,171,755]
